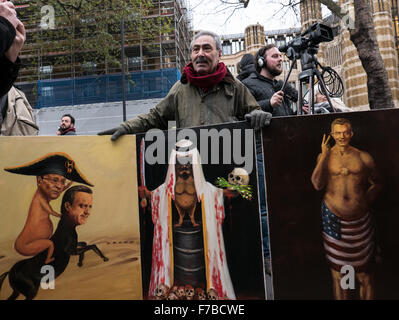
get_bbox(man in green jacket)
[98,30,272,140]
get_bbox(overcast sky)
[188,0,331,35]
[188,0,301,35]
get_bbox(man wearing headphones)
[242,44,297,117]
[241,45,298,283]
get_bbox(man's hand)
[98,126,128,141]
[245,110,272,131]
[5,21,25,63]
[270,90,284,108]
[321,134,331,155]
[0,1,19,28]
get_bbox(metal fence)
[36,68,180,109]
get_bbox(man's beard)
[266,65,282,77]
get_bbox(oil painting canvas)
[137,121,266,300]
[0,136,142,300]
[263,109,399,299]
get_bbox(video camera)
[278,23,334,60]
[276,23,343,115]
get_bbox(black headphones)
[256,48,267,69]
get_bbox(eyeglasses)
[42,176,67,187]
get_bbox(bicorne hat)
[4,152,93,187]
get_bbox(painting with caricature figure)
[137,121,266,300]
[0,136,142,300]
[263,109,399,299]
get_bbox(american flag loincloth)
[321,202,375,272]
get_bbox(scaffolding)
[14,0,193,108]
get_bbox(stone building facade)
[300,0,399,109]
[220,0,399,110]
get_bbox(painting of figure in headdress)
[137,121,266,300]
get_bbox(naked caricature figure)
[311,118,381,300]
[4,152,93,264]
[14,174,71,264]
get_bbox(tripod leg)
[309,75,315,114]
[298,79,303,115]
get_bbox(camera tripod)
[283,47,342,115]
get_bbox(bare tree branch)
[318,0,345,18]
[225,6,243,22]
[237,0,344,18]
[239,0,249,8]
[213,4,244,15]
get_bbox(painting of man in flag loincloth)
[311,117,382,299]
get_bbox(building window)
[392,0,399,59]
[276,38,286,49]
[222,42,232,55]
[231,40,244,54]
[253,26,259,44]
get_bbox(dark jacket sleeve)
[244,84,272,113]
[256,98,272,113]
[275,80,298,102]
[122,81,179,133]
[0,17,19,97]
[0,16,15,55]
[0,56,20,97]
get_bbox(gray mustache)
[195,57,208,63]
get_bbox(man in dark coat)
[241,44,298,278]
[242,44,297,117]
[98,30,272,140]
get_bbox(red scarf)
[183,62,227,92]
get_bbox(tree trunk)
[349,0,393,109]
